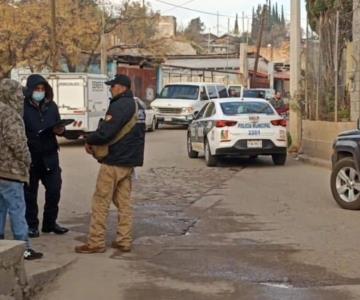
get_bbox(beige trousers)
[88,164,133,248]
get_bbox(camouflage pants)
[87,164,133,248]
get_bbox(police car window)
[216,85,228,98]
[221,102,275,115]
[207,85,218,99]
[204,102,216,118]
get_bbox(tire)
[155,120,160,130]
[204,138,218,167]
[272,153,287,166]
[149,118,156,132]
[187,134,198,159]
[330,158,360,210]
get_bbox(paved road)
[33,128,360,300]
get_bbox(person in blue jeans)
[0,79,43,260]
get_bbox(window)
[204,102,216,118]
[207,85,218,99]
[228,86,242,97]
[216,85,228,98]
[243,89,266,99]
[159,85,199,100]
[221,102,275,115]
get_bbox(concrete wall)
[0,241,27,300]
[302,120,357,161]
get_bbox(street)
[25,127,360,300]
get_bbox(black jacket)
[23,75,61,170]
[87,90,145,167]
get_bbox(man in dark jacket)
[23,74,68,238]
[75,74,145,254]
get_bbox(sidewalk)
[296,154,331,169]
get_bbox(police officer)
[23,74,69,238]
[75,74,145,254]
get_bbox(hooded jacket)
[0,79,31,183]
[23,74,61,170]
[86,90,145,167]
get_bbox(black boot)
[42,223,69,235]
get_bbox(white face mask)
[32,91,45,102]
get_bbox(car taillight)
[271,119,287,127]
[216,120,237,128]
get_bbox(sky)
[146,0,307,35]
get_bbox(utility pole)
[226,18,230,84]
[252,5,266,88]
[350,0,360,121]
[289,0,301,150]
[50,0,57,72]
[334,10,340,122]
[246,18,249,44]
[217,11,219,36]
[242,11,245,38]
[100,5,107,75]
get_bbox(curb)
[26,257,76,299]
[296,154,331,170]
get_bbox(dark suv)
[331,127,360,209]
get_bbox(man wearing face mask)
[23,74,68,238]
[75,74,145,254]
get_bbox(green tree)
[234,14,240,36]
[184,17,205,43]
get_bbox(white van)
[18,73,109,140]
[151,82,228,126]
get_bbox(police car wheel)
[187,134,198,158]
[204,139,217,167]
[272,153,287,166]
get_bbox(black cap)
[105,74,131,88]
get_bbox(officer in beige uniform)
[75,74,145,254]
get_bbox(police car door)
[198,102,216,145]
[190,103,209,152]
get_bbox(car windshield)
[159,85,199,100]
[243,89,266,99]
[221,102,275,115]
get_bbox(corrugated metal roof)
[164,57,268,73]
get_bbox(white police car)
[187,98,288,167]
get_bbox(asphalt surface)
[31,127,360,300]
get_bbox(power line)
[152,0,251,19]
[163,0,196,13]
